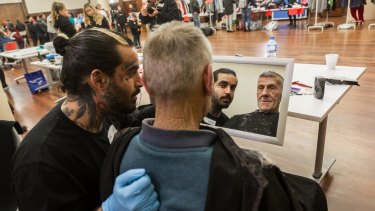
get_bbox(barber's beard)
[103,82,137,114]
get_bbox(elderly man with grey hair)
[100,22,327,211]
[224,71,283,137]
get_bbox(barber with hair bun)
[11,28,159,211]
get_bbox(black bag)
[201,27,214,36]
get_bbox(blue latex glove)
[102,168,160,211]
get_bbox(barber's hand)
[102,169,160,211]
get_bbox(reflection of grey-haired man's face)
[257,76,282,113]
[212,73,238,109]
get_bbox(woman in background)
[350,0,366,24]
[51,1,78,38]
[128,13,142,49]
[82,3,110,29]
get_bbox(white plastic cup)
[325,54,339,70]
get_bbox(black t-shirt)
[16,22,26,31]
[11,103,109,211]
[54,15,76,38]
[202,112,229,127]
[224,110,279,137]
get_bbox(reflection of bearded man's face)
[212,73,238,109]
[257,76,283,113]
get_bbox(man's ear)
[203,64,213,96]
[141,72,154,96]
[89,69,108,91]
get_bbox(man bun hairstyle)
[57,28,133,96]
[53,35,69,56]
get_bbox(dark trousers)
[288,15,296,26]
[31,35,38,46]
[38,34,46,45]
[119,24,128,35]
[132,32,141,47]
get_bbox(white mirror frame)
[211,56,294,146]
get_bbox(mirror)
[209,56,294,145]
[136,55,294,146]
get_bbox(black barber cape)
[100,127,327,211]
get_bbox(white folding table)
[0,47,49,83]
[288,63,366,182]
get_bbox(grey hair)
[142,21,212,99]
[259,71,284,87]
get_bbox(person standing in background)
[82,3,110,29]
[116,5,128,35]
[34,14,48,45]
[190,0,201,27]
[284,0,297,27]
[129,3,137,13]
[96,3,112,28]
[47,14,57,41]
[51,1,78,38]
[9,28,25,49]
[350,0,366,24]
[25,16,38,46]
[5,19,15,32]
[139,0,182,31]
[223,0,235,32]
[15,19,28,45]
[128,13,142,49]
[240,0,252,31]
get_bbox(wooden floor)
[3,16,375,211]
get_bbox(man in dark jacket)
[34,14,48,45]
[139,0,181,31]
[100,21,328,211]
[115,5,128,35]
[25,16,38,46]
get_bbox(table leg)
[14,59,28,83]
[313,116,328,178]
[22,59,28,73]
[45,68,53,85]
